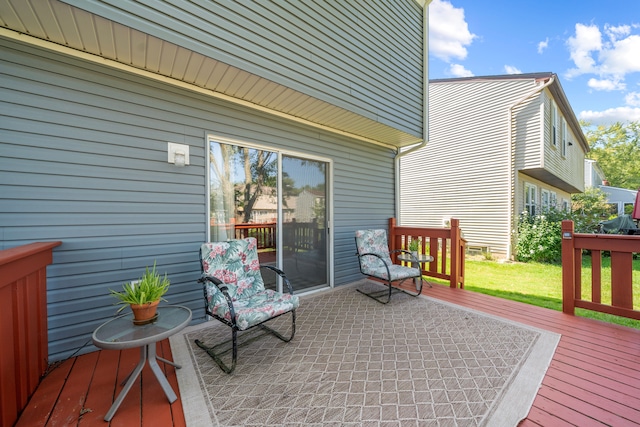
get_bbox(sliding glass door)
[208,137,329,292]
[281,155,328,290]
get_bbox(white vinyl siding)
[541,91,585,192]
[401,79,538,255]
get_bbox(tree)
[581,120,640,190]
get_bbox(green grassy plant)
[110,262,170,312]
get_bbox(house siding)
[540,91,585,192]
[0,38,396,360]
[401,79,542,255]
[62,0,424,137]
[516,174,572,215]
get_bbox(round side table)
[92,305,192,421]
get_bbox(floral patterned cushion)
[200,238,299,331]
[355,229,420,280]
[208,288,299,331]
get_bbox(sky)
[428,0,640,126]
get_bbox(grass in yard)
[429,255,640,329]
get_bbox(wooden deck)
[15,340,185,427]
[15,283,640,426]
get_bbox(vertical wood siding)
[0,38,396,360]
[63,0,424,137]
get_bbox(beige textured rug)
[170,280,559,426]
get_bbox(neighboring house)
[400,73,589,258]
[599,185,638,216]
[584,159,636,216]
[0,0,430,360]
[584,159,606,188]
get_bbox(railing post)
[388,217,397,253]
[561,220,575,315]
[450,219,460,288]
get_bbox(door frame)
[205,134,334,290]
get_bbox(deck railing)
[561,220,640,320]
[234,222,276,249]
[388,218,466,288]
[0,241,61,427]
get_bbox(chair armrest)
[198,274,236,324]
[260,265,294,295]
[198,274,229,293]
[390,249,418,263]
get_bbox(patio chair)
[354,229,423,304]
[195,238,299,373]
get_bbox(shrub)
[515,211,564,263]
[515,189,612,263]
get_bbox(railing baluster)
[591,250,601,304]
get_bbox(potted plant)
[408,239,420,257]
[110,261,170,325]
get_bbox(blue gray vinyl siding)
[63,0,424,138]
[0,38,396,360]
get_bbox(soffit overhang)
[0,0,422,149]
[519,168,582,194]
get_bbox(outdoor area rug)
[170,280,560,426]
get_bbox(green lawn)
[430,256,640,329]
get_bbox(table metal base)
[104,343,181,422]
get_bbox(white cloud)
[625,92,640,107]
[598,34,640,76]
[448,63,474,77]
[565,24,602,78]
[587,78,626,91]
[605,24,631,42]
[579,107,640,124]
[504,65,522,74]
[537,38,549,54]
[566,23,640,82]
[429,0,476,62]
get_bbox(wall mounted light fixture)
[168,142,189,167]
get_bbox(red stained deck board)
[110,348,142,427]
[546,363,640,408]
[14,358,74,427]
[158,340,186,427]
[47,351,100,426]
[551,348,640,386]
[527,393,610,426]
[542,375,640,422]
[79,348,120,426]
[537,385,639,426]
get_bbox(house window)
[525,183,537,216]
[562,198,570,211]
[561,118,567,157]
[551,101,558,147]
[541,189,550,211]
[550,191,557,208]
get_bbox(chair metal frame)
[195,242,297,374]
[354,230,423,304]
